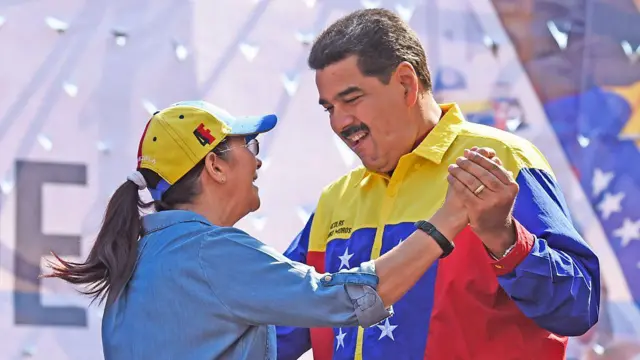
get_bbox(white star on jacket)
[614,218,640,247]
[338,247,353,270]
[336,328,347,350]
[377,318,398,341]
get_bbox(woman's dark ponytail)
[44,179,147,304]
[44,139,231,305]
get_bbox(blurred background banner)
[0,0,638,359]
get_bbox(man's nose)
[332,111,357,133]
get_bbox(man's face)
[316,56,418,173]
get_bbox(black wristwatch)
[414,220,455,258]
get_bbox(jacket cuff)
[345,284,394,328]
[488,219,535,276]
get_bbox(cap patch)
[193,123,216,146]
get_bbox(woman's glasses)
[244,139,259,156]
[217,139,260,156]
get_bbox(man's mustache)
[340,124,370,139]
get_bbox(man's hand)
[438,147,504,236]
[446,148,519,257]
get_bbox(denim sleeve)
[198,226,393,328]
[277,214,314,360]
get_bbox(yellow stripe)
[354,328,366,360]
[353,187,392,359]
[353,156,417,359]
[309,169,385,252]
[354,214,389,359]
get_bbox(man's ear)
[203,152,227,184]
[395,61,419,107]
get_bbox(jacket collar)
[411,103,465,164]
[142,210,212,234]
[357,103,465,183]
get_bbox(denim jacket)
[101,210,392,359]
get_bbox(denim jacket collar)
[142,210,212,235]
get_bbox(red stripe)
[306,251,334,360]
[136,120,152,168]
[424,226,567,359]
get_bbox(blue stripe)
[325,227,377,273]
[332,326,360,360]
[500,167,601,336]
[276,326,311,360]
[283,213,314,264]
[325,227,377,359]
[324,222,437,359]
[362,222,437,360]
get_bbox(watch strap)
[414,220,455,258]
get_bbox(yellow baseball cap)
[135,100,277,200]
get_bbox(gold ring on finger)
[474,184,486,196]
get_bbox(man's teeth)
[348,132,367,142]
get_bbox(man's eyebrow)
[319,86,363,105]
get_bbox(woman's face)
[219,136,263,214]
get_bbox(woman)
[46,100,472,359]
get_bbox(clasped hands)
[442,147,520,258]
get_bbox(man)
[276,8,600,360]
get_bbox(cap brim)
[227,114,278,137]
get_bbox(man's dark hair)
[308,8,431,92]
